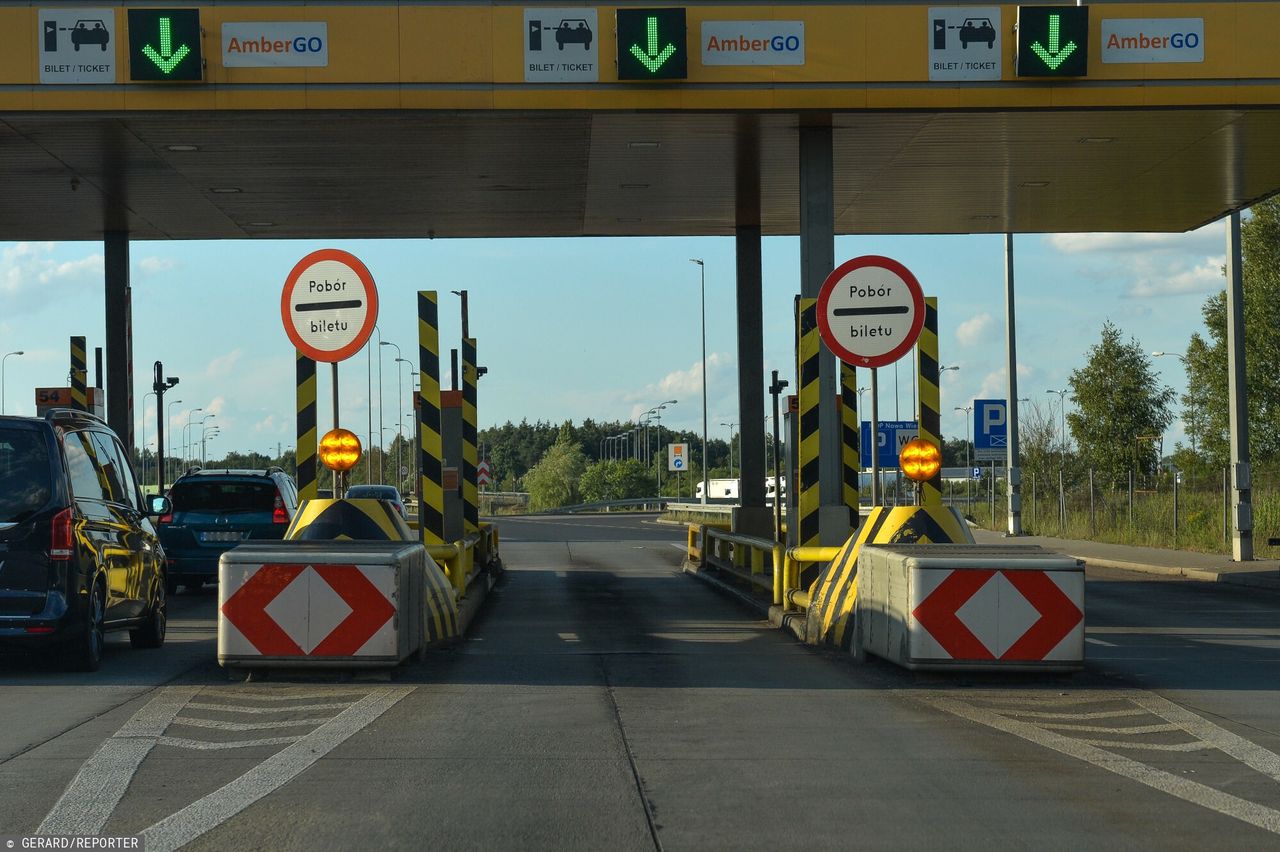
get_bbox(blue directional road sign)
[974,399,1007,461]
[860,420,919,469]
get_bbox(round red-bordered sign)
[816,255,925,368]
[281,249,379,363]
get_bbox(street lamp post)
[1,350,24,415]
[141,390,156,487]
[198,414,216,467]
[374,327,385,483]
[384,344,406,486]
[720,422,739,479]
[955,405,973,515]
[1047,389,1068,457]
[690,258,708,504]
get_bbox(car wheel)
[65,581,105,672]
[74,43,81,52]
[130,578,166,649]
[987,39,994,49]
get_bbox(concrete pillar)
[1004,234,1023,535]
[799,122,849,544]
[104,232,132,445]
[735,225,766,509]
[1225,211,1253,561]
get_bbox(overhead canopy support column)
[1226,211,1253,561]
[734,122,769,535]
[799,122,849,544]
[104,231,132,447]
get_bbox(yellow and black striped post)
[795,298,821,548]
[840,362,860,524]
[917,296,942,507]
[295,351,318,501]
[69,336,87,412]
[461,337,480,535]
[418,291,446,546]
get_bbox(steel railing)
[690,524,841,611]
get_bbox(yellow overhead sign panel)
[2,4,1279,111]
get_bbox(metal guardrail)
[403,520,501,600]
[666,502,734,516]
[545,497,669,514]
[690,524,840,611]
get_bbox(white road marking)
[198,689,371,702]
[1005,709,1146,720]
[1132,693,1280,784]
[171,716,333,731]
[1086,637,1118,647]
[923,694,1280,835]
[184,701,356,714]
[157,735,305,751]
[37,686,201,836]
[1035,722,1183,735]
[141,687,413,852]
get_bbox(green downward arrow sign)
[1029,13,1078,70]
[628,15,676,73]
[141,17,192,74]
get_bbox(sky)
[0,221,1224,462]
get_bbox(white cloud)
[1126,255,1224,298]
[976,364,1034,401]
[138,256,177,275]
[955,312,994,347]
[0,242,102,317]
[1044,223,1220,255]
[205,349,243,378]
[253,414,278,433]
[623,352,736,427]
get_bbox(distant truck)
[694,477,786,502]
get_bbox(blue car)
[157,468,299,593]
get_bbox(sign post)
[817,255,925,505]
[282,249,378,495]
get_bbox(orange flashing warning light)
[319,428,362,472]
[900,438,942,482]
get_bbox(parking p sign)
[974,399,1007,461]
[668,443,689,472]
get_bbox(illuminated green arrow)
[628,15,676,73]
[141,16,192,75]
[1029,13,1077,70]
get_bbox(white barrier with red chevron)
[218,541,433,668]
[856,544,1084,671]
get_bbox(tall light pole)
[198,414,216,467]
[182,406,200,467]
[1,350,24,415]
[203,429,220,465]
[382,341,403,485]
[1047,389,1068,457]
[141,390,156,487]
[374,326,385,483]
[955,405,973,514]
[720,421,739,479]
[690,258,708,504]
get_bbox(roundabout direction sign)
[282,248,379,363]
[816,255,925,368]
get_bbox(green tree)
[523,424,587,510]
[1067,321,1174,483]
[1183,197,1280,467]
[579,458,651,502]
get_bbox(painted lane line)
[184,701,356,714]
[198,690,371,702]
[1034,722,1185,735]
[140,687,413,852]
[1005,709,1147,720]
[1132,693,1280,784]
[157,735,305,751]
[1076,738,1208,752]
[924,697,1280,835]
[171,717,334,732]
[1086,637,1118,647]
[37,686,202,837]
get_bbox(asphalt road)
[2,515,1279,850]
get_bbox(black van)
[0,410,171,670]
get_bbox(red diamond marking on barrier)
[1000,571,1083,661]
[221,564,307,656]
[912,569,997,660]
[310,565,396,656]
